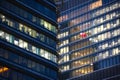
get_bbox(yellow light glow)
[90,0,102,10]
[0,67,9,73]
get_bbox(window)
[0,30,57,62]
[32,46,36,53]
[36,48,40,55]
[0,31,4,38]
[19,39,24,48]
[0,1,57,33]
[40,49,45,57]
[32,16,37,23]
[14,37,19,46]
[0,48,57,79]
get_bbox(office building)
[57,0,120,80]
[0,0,58,80]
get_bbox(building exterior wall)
[0,0,58,80]
[57,0,120,80]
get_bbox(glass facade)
[0,0,58,80]
[0,0,57,33]
[17,0,57,20]
[0,30,57,62]
[0,64,36,80]
[57,0,120,80]
[0,13,56,48]
[0,48,57,79]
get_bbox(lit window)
[45,51,49,59]
[48,23,52,30]
[36,48,40,55]
[44,21,48,29]
[28,28,32,35]
[24,41,28,50]
[19,39,24,48]
[0,67,9,73]
[14,38,19,46]
[40,49,45,57]
[40,19,44,26]
[5,33,10,42]
[1,15,5,22]
[19,23,24,32]
[0,31,4,37]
